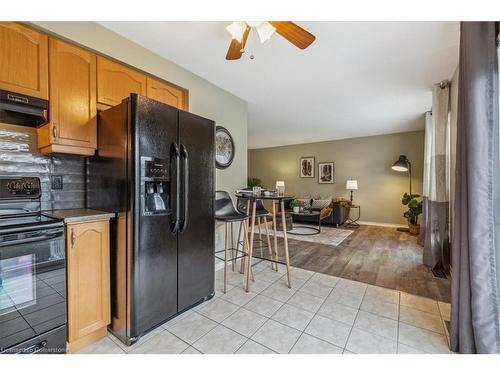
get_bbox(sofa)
[290,198,350,227]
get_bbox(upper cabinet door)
[97,57,146,106]
[146,77,188,110]
[48,38,97,150]
[0,22,48,99]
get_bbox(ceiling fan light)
[245,21,262,28]
[256,22,276,43]
[226,21,246,43]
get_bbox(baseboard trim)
[357,221,403,228]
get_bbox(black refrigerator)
[87,94,215,345]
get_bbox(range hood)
[0,90,48,127]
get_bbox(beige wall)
[31,22,248,253]
[249,130,425,225]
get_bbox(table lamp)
[276,181,285,195]
[346,179,358,204]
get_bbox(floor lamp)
[392,155,412,232]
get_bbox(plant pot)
[293,207,300,213]
[408,223,420,235]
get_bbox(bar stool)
[215,191,251,293]
[236,194,276,272]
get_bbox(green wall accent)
[248,130,425,225]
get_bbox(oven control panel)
[0,177,41,199]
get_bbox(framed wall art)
[300,157,315,178]
[318,162,335,184]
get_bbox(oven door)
[0,226,66,353]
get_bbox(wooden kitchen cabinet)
[37,38,97,156]
[0,22,49,99]
[97,56,146,106]
[66,220,110,353]
[146,76,188,110]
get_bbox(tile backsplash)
[0,123,85,210]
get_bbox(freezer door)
[177,110,215,311]
[130,94,179,337]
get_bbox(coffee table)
[290,210,321,235]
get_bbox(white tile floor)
[76,264,451,354]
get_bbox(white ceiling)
[99,21,459,149]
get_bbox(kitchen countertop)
[44,208,115,224]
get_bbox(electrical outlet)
[51,175,63,190]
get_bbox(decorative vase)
[408,223,420,235]
[293,206,300,213]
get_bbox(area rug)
[257,224,354,247]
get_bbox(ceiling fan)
[225,21,315,60]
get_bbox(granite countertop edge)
[43,208,116,224]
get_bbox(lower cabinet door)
[66,220,110,350]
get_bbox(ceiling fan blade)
[225,25,251,60]
[268,21,315,49]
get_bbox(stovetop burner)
[0,177,63,234]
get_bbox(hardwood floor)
[266,225,450,302]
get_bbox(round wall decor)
[215,126,235,169]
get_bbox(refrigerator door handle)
[180,144,189,234]
[171,142,181,233]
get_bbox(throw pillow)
[311,198,331,210]
[333,197,351,203]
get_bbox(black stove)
[0,214,62,233]
[0,177,66,354]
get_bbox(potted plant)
[290,199,302,214]
[247,177,262,188]
[402,192,423,235]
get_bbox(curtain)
[419,112,433,246]
[419,84,451,273]
[496,29,500,331]
[450,22,500,354]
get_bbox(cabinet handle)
[71,229,76,248]
[52,125,58,138]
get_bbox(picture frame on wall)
[300,157,315,178]
[318,162,335,184]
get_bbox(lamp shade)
[346,180,358,190]
[255,22,276,43]
[392,155,409,172]
[225,21,247,42]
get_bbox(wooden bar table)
[235,192,294,292]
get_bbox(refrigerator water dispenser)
[140,157,170,216]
